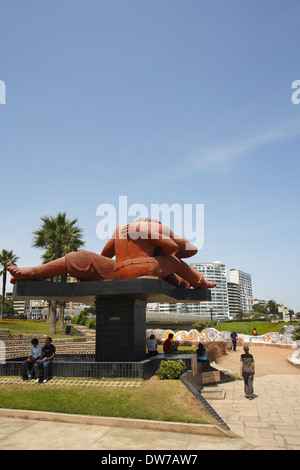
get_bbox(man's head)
[45,337,52,346]
[31,338,39,346]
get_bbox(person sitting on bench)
[34,337,56,383]
[163,333,178,354]
[196,342,210,364]
[22,338,42,381]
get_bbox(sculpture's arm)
[170,236,198,258]
[146,223,179,256]
[155,223,198,258]
[125,221,179,256]
[101,232,115,258]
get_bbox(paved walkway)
[204,373,300,450]
[0,414,254,450]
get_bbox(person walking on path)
[230,329,238,351]
[240,344,255,399]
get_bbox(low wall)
[0,354,195,380]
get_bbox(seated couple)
[22,337,55,383]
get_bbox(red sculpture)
[7,219,216,289]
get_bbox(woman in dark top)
[240,344,255,399]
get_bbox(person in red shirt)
[163,333,177,354]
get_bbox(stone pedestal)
[95,296,147,362]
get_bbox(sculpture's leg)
[175,259,216,288]
[6,258,67,281]
[156,256,216,289]
[163,273,191,289]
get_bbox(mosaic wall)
[146,325,298,347]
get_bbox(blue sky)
[1,0,300,310]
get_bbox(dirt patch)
[215,344,300,377]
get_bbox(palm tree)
[32,213,84,333]
[0,249,19,319]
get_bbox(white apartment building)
[157,261,230,321]
[229,269,253,313]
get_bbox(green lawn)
[0,378,218,426]
[0,319,81,338]
[215,321,297,336]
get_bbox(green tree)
[32,213,84,333]
[0,249,19,319]
[266,299,279,316]
[253,303,268,316]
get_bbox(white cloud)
[166,119,300,180]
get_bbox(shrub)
[191,320,215,332]
[293,326,300,341]
[155,360,186,380]
[205,342,228,363]
[79,315,88,326]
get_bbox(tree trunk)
[58,301,65,330]
[1,268,7,320]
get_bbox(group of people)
[148,329,255,400]
[23,329,255,398]
[147,333,210,363]
[22,337,55,383]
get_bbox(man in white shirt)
[22,338,42,381]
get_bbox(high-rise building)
[227,281,241,318]
[157,261,230,321]
[229,269,253,313]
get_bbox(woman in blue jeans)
[34,337,56,383]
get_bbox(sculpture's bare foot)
[6,263,32,280]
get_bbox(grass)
[215,321,297,336]
[0,377,218,426]
[0,319,81,338]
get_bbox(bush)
[71,316,79,324]
[191,320,215,332]
[293,326,300,341]
[79,315,88,326]
[155,360,186,380]
[205,342,228,363]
